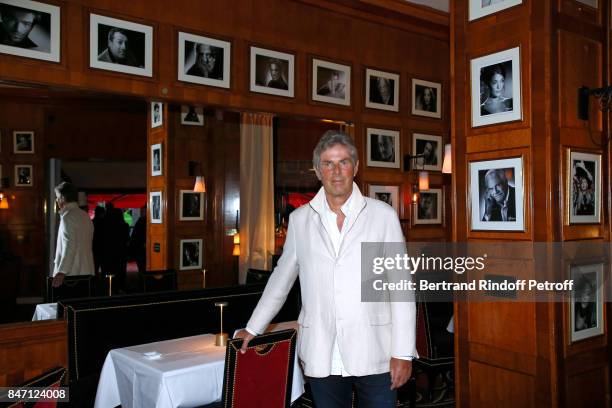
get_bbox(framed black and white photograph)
[366,128,400,169]
[365,68,399,112]
[149,191,162,224]
[89,13,152,77]
[0,0,60,62]
[13,130,34,153]
[250,46,294,98]
[178,32,230,89]
[469,0,523,21]
[180,238,202,270]
[469,157,524,231]
[151,101,163,128]
[312,58,350,106]
[14,164,32,187]
[567,150,601,224]
[151,143,162,177]
[412,79,441,118]
[471,47,522,127]
[180,105,204,126]
[179,190,204,221]
[414,188,442,225]
[570,262,604,342]
[575,0,597,9]
[412,133,443,172]
[368,184,400,214]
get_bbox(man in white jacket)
[51,182,95,288]
[239,131,417,407]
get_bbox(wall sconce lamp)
[442,144,452,174]
[0,192,9,210]
[189,161,206,192]
[232,210,240,257]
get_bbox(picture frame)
[14,164,33,187]
[365,68,399,112]
[368,184,400,214]
[89,13,153,77]
[151,101,163,128]
[567,150,601,224]
[13,131,34,153]
[412,133,443,172]
[180,238,203,270]
[178,31,231,89]
[149,191,162,224]
[414,188,443,225]
[366,128,400,169]
[0,0,60,62]
[311,58,351,106]
[469,156,524,231]
[151,143,162,177]
[412,78,442,118]
[180,105,204,126]
[250,46,294,98]
[570,262,604,342]
[179,190,204,221]
[469,0,523,21]
[470,46,522,127]
[575,0,597,9]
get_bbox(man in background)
[0,4,41,49]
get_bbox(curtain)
[239,112,275,284]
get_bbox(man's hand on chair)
[236,330,256,354]
[52,273,65,288]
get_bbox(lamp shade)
[0,198,8,210]
[233,232,240,244]
[193,176,206,192]
[232,244,240,256]
[442,143,452,174]
[418,171,430,191]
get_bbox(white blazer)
[247,184,417,377]
[53,202,95,277]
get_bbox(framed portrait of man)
[412,78,442,118]
[14,164,33,187]
[414,188,442,225]
[469,0,523,21]
[412,133,442,172]
[0,0,60,62]
[180,238,202,270]
[13,130,34,153]
[469,156,524,231]
[365,68,399,112]
[471,47,522,127]
[151,101,163,128]
[312,58,351,106]
[178,31,230,89]
[89,13,153,77]
[180,105,204,126]
[368,184,400,214]
[150,191,162,224]
[151,143,162,177]
[250,46,294,98]
[569,262,604,343]
[567,150,601,225]
[366,128,400,169]
[179,190,204,221]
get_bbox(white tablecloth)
[95,321,303,408]
[32,303,58,321]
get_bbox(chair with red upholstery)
[0,366,66,408]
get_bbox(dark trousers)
[309,373,396,408]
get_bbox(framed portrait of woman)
[411,79,441,118]
[569,262,604,343]
[566,150,601,225]
[414,188,442,225]
[470,47,522,127]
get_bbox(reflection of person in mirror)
[481,168,515,222]
[0,4,41,48]
[572,161,595,216]
[574,275,596,331]
[318,71,345,99]
[186,43,222,79]
[98,27,142,67]
[480,64,513,115]
[371,134,395,163]
[266,58,288,89]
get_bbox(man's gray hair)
[55,181,78,203]
[312,130,358,171]
[484,168,508,182]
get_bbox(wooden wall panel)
[566,366,610,408]
[469,361,535,408]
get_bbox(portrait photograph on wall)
[178,31,230,88]
[14,164,33,187]
[412,133,442,172]
[469,156,524,231]
[0,0,60,62]
[151,101,163,128]
[250,46,294,98]
[368,184,399,214]
[469,0,523,21]
[471,46,522,127]
[569,262,604,343]
[150,191,162,224]
[414,188,442,225]
[151,143,162,176]
[179,190,204,221]
[567,150,601,224]
[180,105,204,126]
[180,238,202,270]
[366,127,400,169]
[412,78,441,118]
[365,68,399,112]
[89,13,153,77]
[13,130,34,153]
[312,58,351,106]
